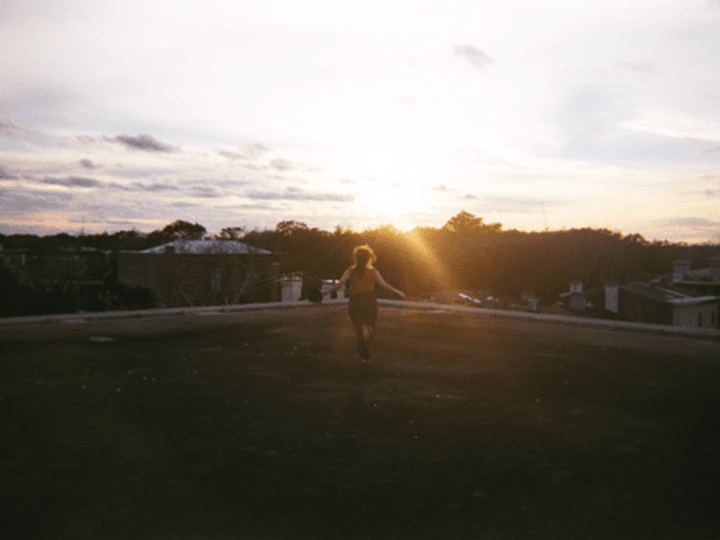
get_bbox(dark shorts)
[348,291,378,327]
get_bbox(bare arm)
[325,268,351,296]
[374,270,406,299]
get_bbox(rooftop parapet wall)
[2,299,718,341]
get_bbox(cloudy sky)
[1,0,719,242]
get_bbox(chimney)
[605,282,619,314]
[672,260,691,282]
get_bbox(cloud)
[106,166,178,179]
[218,149,245,160]
[79,158,96,169]
[107,182,133,191]
[454,45,493,70]
[0,166,18,180]
[190,186,221,198]
[218,143,271,160]
[244,143,271,157]
[42,176,102,188]
[432,184,450,192]
[698,144,720,155]
[471,195,562,213]
[705,190,718,198]
[0,118,34,138]
[0,188,73,215]
[245,187,355,202]
[112,133,177,153]
[463,193,477,199]
[134,182,180,192]
[107,181,180,192]
[269,158,295,171]
[663,217,720,229]
[171,202,199,208]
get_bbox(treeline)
[1,212,719,317]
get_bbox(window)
[211,270,222,292]
[697,312,703,328]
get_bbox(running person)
[326,245,406,362]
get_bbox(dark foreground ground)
[1,305,720,539]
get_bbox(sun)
[355,180,426,225]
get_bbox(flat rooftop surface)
[2,305,720,539]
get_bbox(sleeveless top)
[348,268,376,295]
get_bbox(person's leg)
[362,325,374,341]
[366,296,378,339]
[355,323,371,360]
[349,293,375,361]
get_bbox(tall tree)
[160,220,207,240]
[442,211,501,237]
[216,227,245,241]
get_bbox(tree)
[442,211,501,236]
[275,220,309,237]
[216,227,245,241]
[160,220,207,240]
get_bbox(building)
[0,245,28,272]
[672,258,720,296]
[118,240,278,307]
[560,280,589,311]
[605,281,719,329]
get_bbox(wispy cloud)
[0,118,34,138]
[663,217,720,228]
[454,45,493,70]
[78,158,96,169]
[218,143,271,161]
[171,202,200,208]
[42,176,102,188]
[245,187,354,202]
[698,144,720,155]
[112,133,177,153]
[107,181,180,192]
[134,182,180,192]
[466,195,563,213]
[1,188,73,214]
[0,166,18,180]
[270,158,295,171]
[217,149,245,160]
[189,186,221,198]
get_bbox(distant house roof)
[679,267,720,284]
[622,282,719,305]
[136,240,273,255]
[667,296,720,306]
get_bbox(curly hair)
[349,245,377,283]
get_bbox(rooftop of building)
[125,239,273,255]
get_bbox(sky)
[1,0,719,243]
